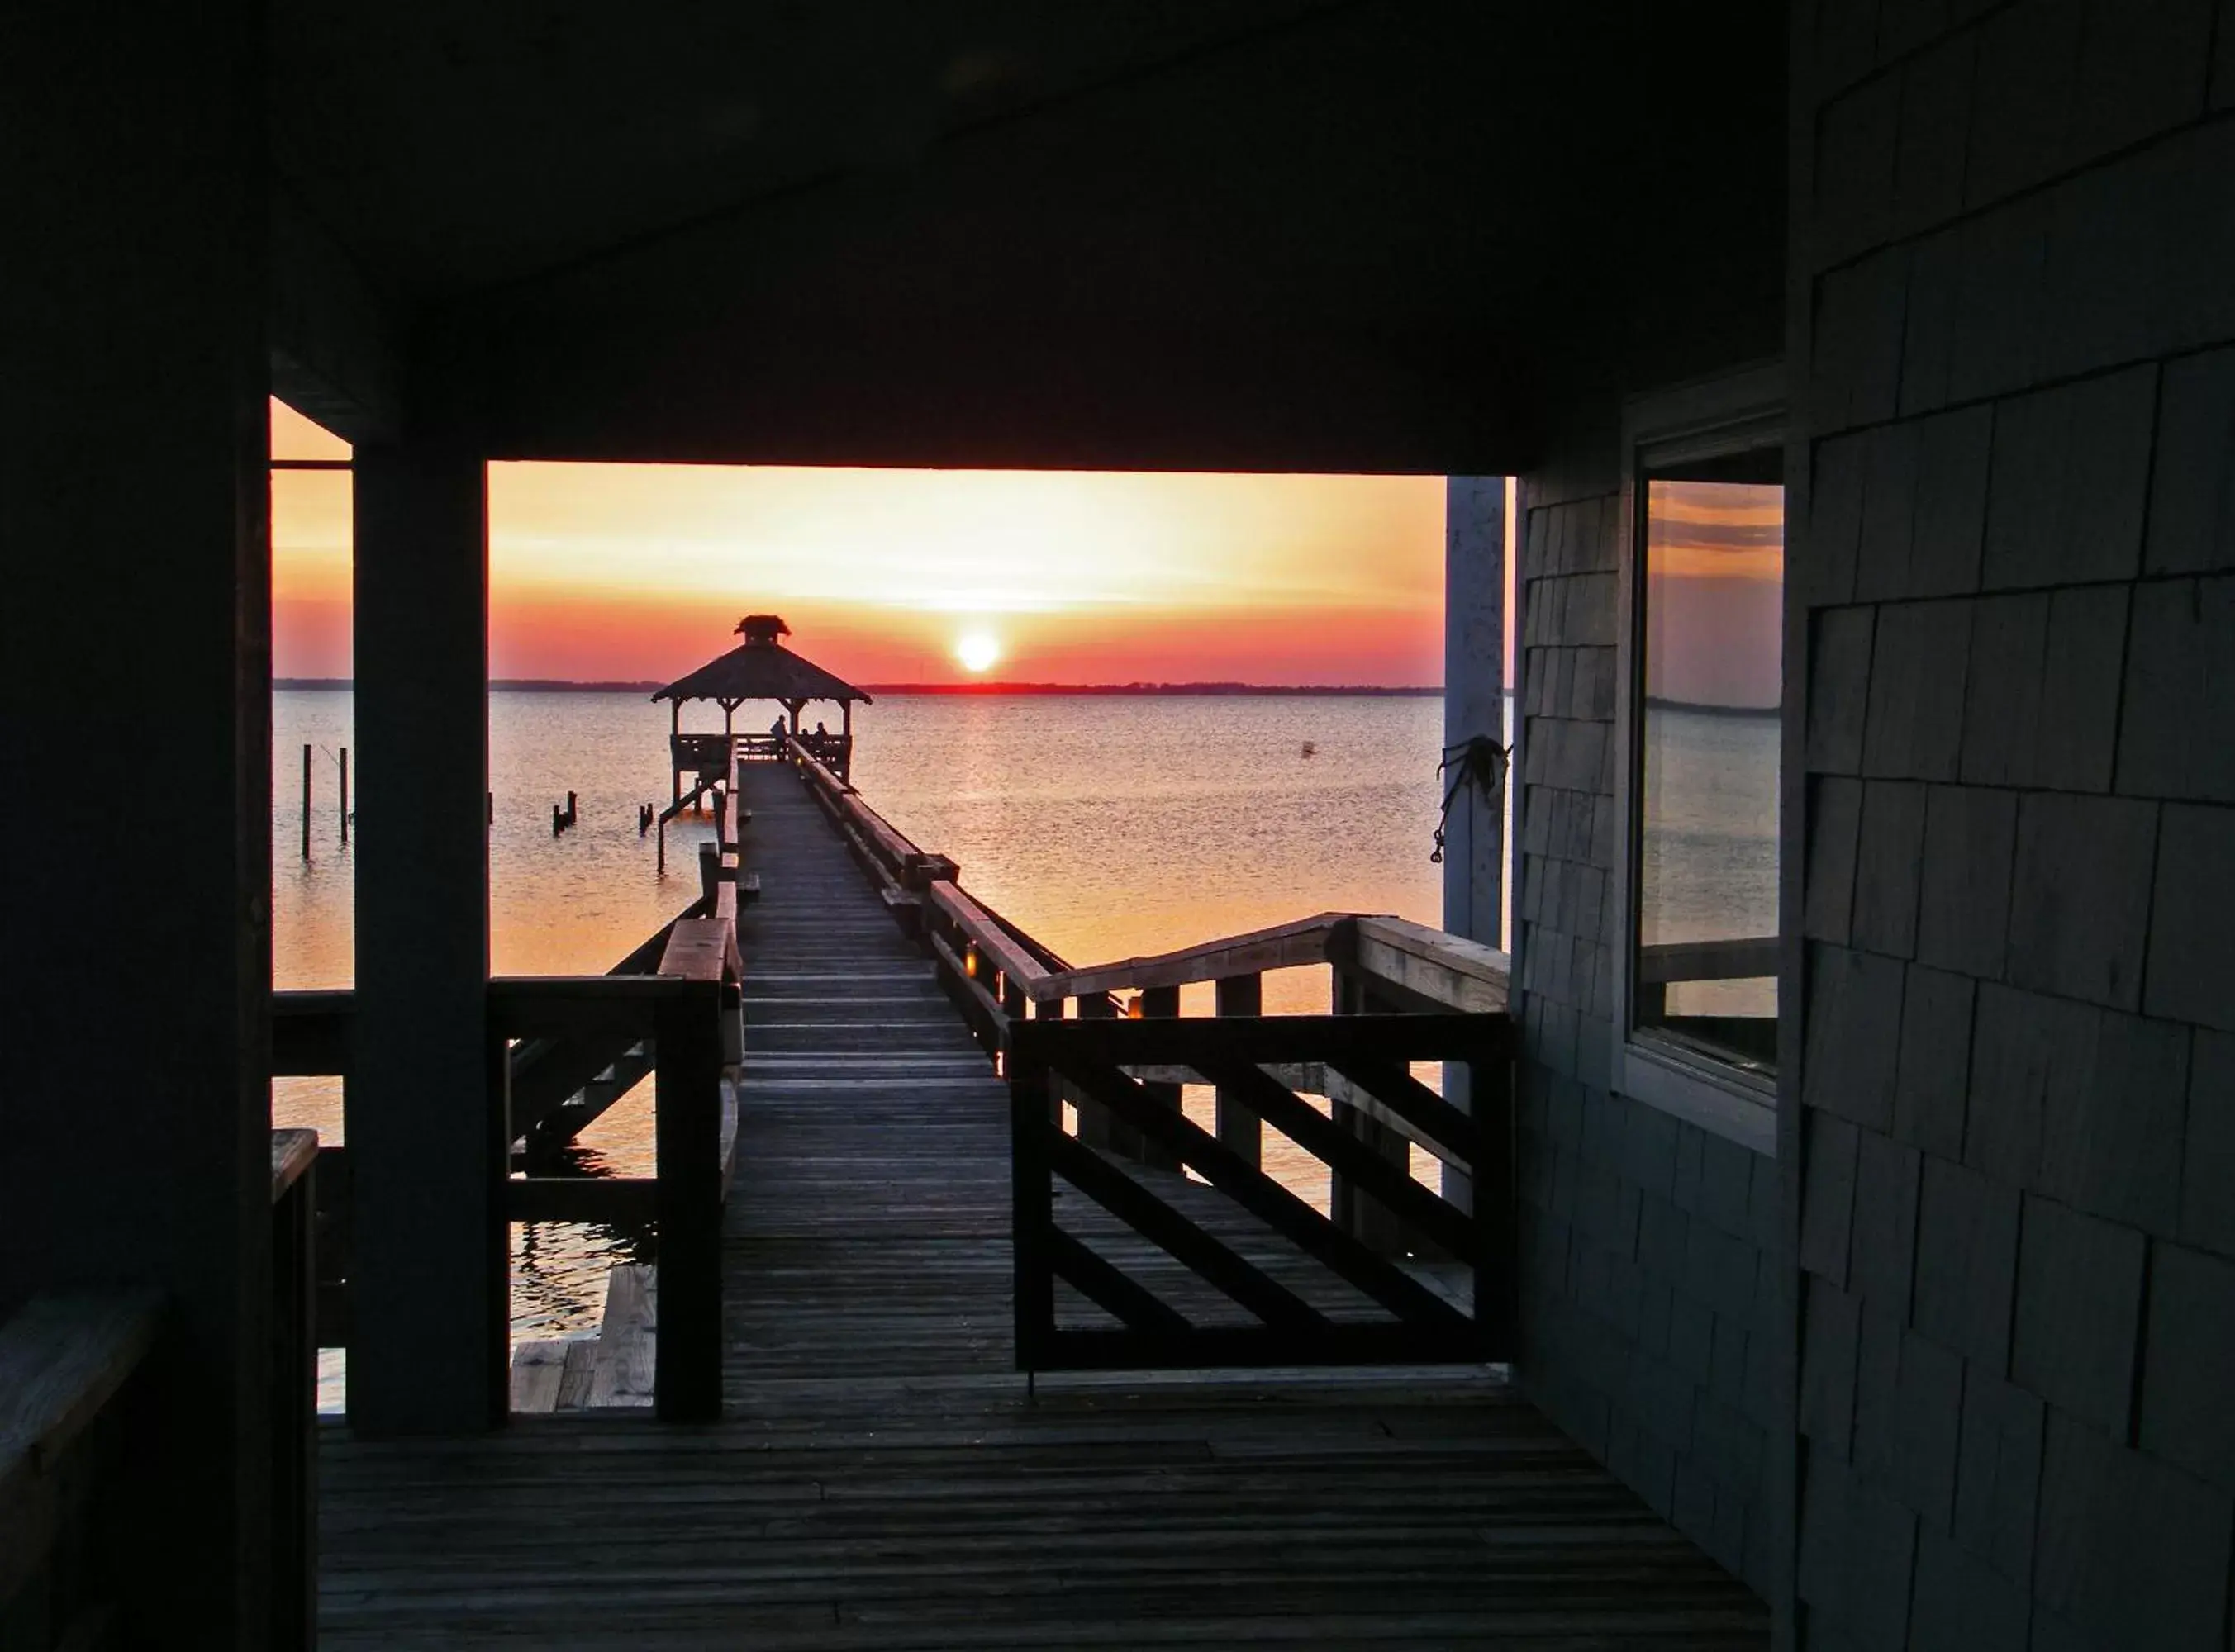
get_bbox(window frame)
[1610,365,1785,1156]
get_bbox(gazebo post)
[669,698,682,805]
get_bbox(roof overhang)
[270,1,1785,472]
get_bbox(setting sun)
[955,630,1002,674]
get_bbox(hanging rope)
[1430,734,1510,864]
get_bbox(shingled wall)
[1790,0,2235,1644]
[1509,431,1786,1602]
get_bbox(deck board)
[318,762,1767,1647]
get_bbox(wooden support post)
[670,699,682,805]
[1443,475,1505,1220]
[1328,971,1420,1256]
[302,743,312,861]
[269,1142,318,1650]
[1072,993,1130,1154]
[339,744,350,845]
[1213,973,1264,1169]
[1034,995,1066,1127]
[353,439,502,1433]
[0,7,277,1626]
[1137,984,1183,1172]
[1009,1042,1055,1376]
[654,983,724,1422]
[1467,1051,1515,1349]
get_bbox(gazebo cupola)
[652,615,873,803]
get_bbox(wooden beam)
[1015,1011,1510,1069]
[1036,912,1348,1000]
[1044,1054,1475,1335]
[0,1294,162,1488]
[653,984,723,1421]
[352,435,499,1435]
[505,1177,659,1225]
[1047,1134,1326,1330]
[1638,935,1780,984]
[1041,1229,1191,1336]
[1189,1056,1474,1257]
[1134,984,1184,1173]
[487,975,691,1039]
[658,918,732,982]
[270,1129,319,1203]
[271,990,354,1075]
[925,881,1049,995]
[1347,915,1510,1013]
[1031,1320,1483,1371]
[1212,974,1264,1168]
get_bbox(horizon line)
[275,677,1449,695]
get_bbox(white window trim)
[1610,363,1784,1159]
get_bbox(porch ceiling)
[270,0,1783,471]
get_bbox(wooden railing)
[0,1293,163,1649]
[488,973,733,1419]
[270,745,748,1422]
[1011,1011,1514,1370]
[787,738,1510,1015]
[783,738,1518,1374]
[269,1129,320,1649]
[669,731,733,777]
[0,1132,320,1649]
[677,729,852,781]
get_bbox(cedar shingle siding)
[1501,0,2235,1639]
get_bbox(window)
[1612,371,1782,1151]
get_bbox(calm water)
[1638,705,1781,1016]
[273,691,1453,1379]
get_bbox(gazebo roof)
[651,617,873,707]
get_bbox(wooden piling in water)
[339,746,350,845]
[301,743,311,861]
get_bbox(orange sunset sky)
[270,401,1448,686]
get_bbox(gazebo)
[653,615,872,801]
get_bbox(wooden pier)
[312,756,1766,1647]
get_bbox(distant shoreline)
[276,677,1446,697]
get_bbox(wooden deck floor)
[317,766,1768,1648]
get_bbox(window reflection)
[1634,462,1781,1075]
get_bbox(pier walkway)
[316,764,1767,1647]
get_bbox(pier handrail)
[3,1132,319,1646]
[269,744,745,1422]
[0,1293,164,1641]
[787,735,953,891]
[782,738,1513,1018]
